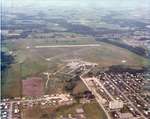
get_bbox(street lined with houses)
[1,60,150,119]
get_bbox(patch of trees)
[64,75,80,92]
[40,114,49,119]
[1,51,14,72]
[107,65,148,74]
[73,90,95,101]
[95,38,147,57]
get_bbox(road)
[105,75,147,119]
[80,67,148,119]
[34,44,101,48]
[80,76,111,119]
[118,76,150,107]
[80,67,111,119]
[44,65,67,89]
[93,77,115,101]
[4,94,72,119]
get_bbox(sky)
[3,0,150,10]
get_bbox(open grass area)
[83,102,107,119]
[22,101,107,119]
[54,101,107,119]
[2,36,150,97]
[73,80,88,94]
[79,42,150,68]
[22,105,55,119]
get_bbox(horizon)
[3,0,150,10]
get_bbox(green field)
[55,101,107,119]
[22,101,107,119]
[2,33,150,97]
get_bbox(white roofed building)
[109,100,124,110]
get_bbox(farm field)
[22,77,44,97]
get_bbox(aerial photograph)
[1,0,150,119]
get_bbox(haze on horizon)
[3,0,150,10]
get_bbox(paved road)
[94,77,115,101]
[118,77,150,107]
[80,68,149,119]
[34,44,101,48]
[80,68,111,119]
[80,76,111,119]
[105,75,147,119]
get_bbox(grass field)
[54,101,107,119]
[22,101,107,119]
[73,80,88,94]
[2,33,150,97]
